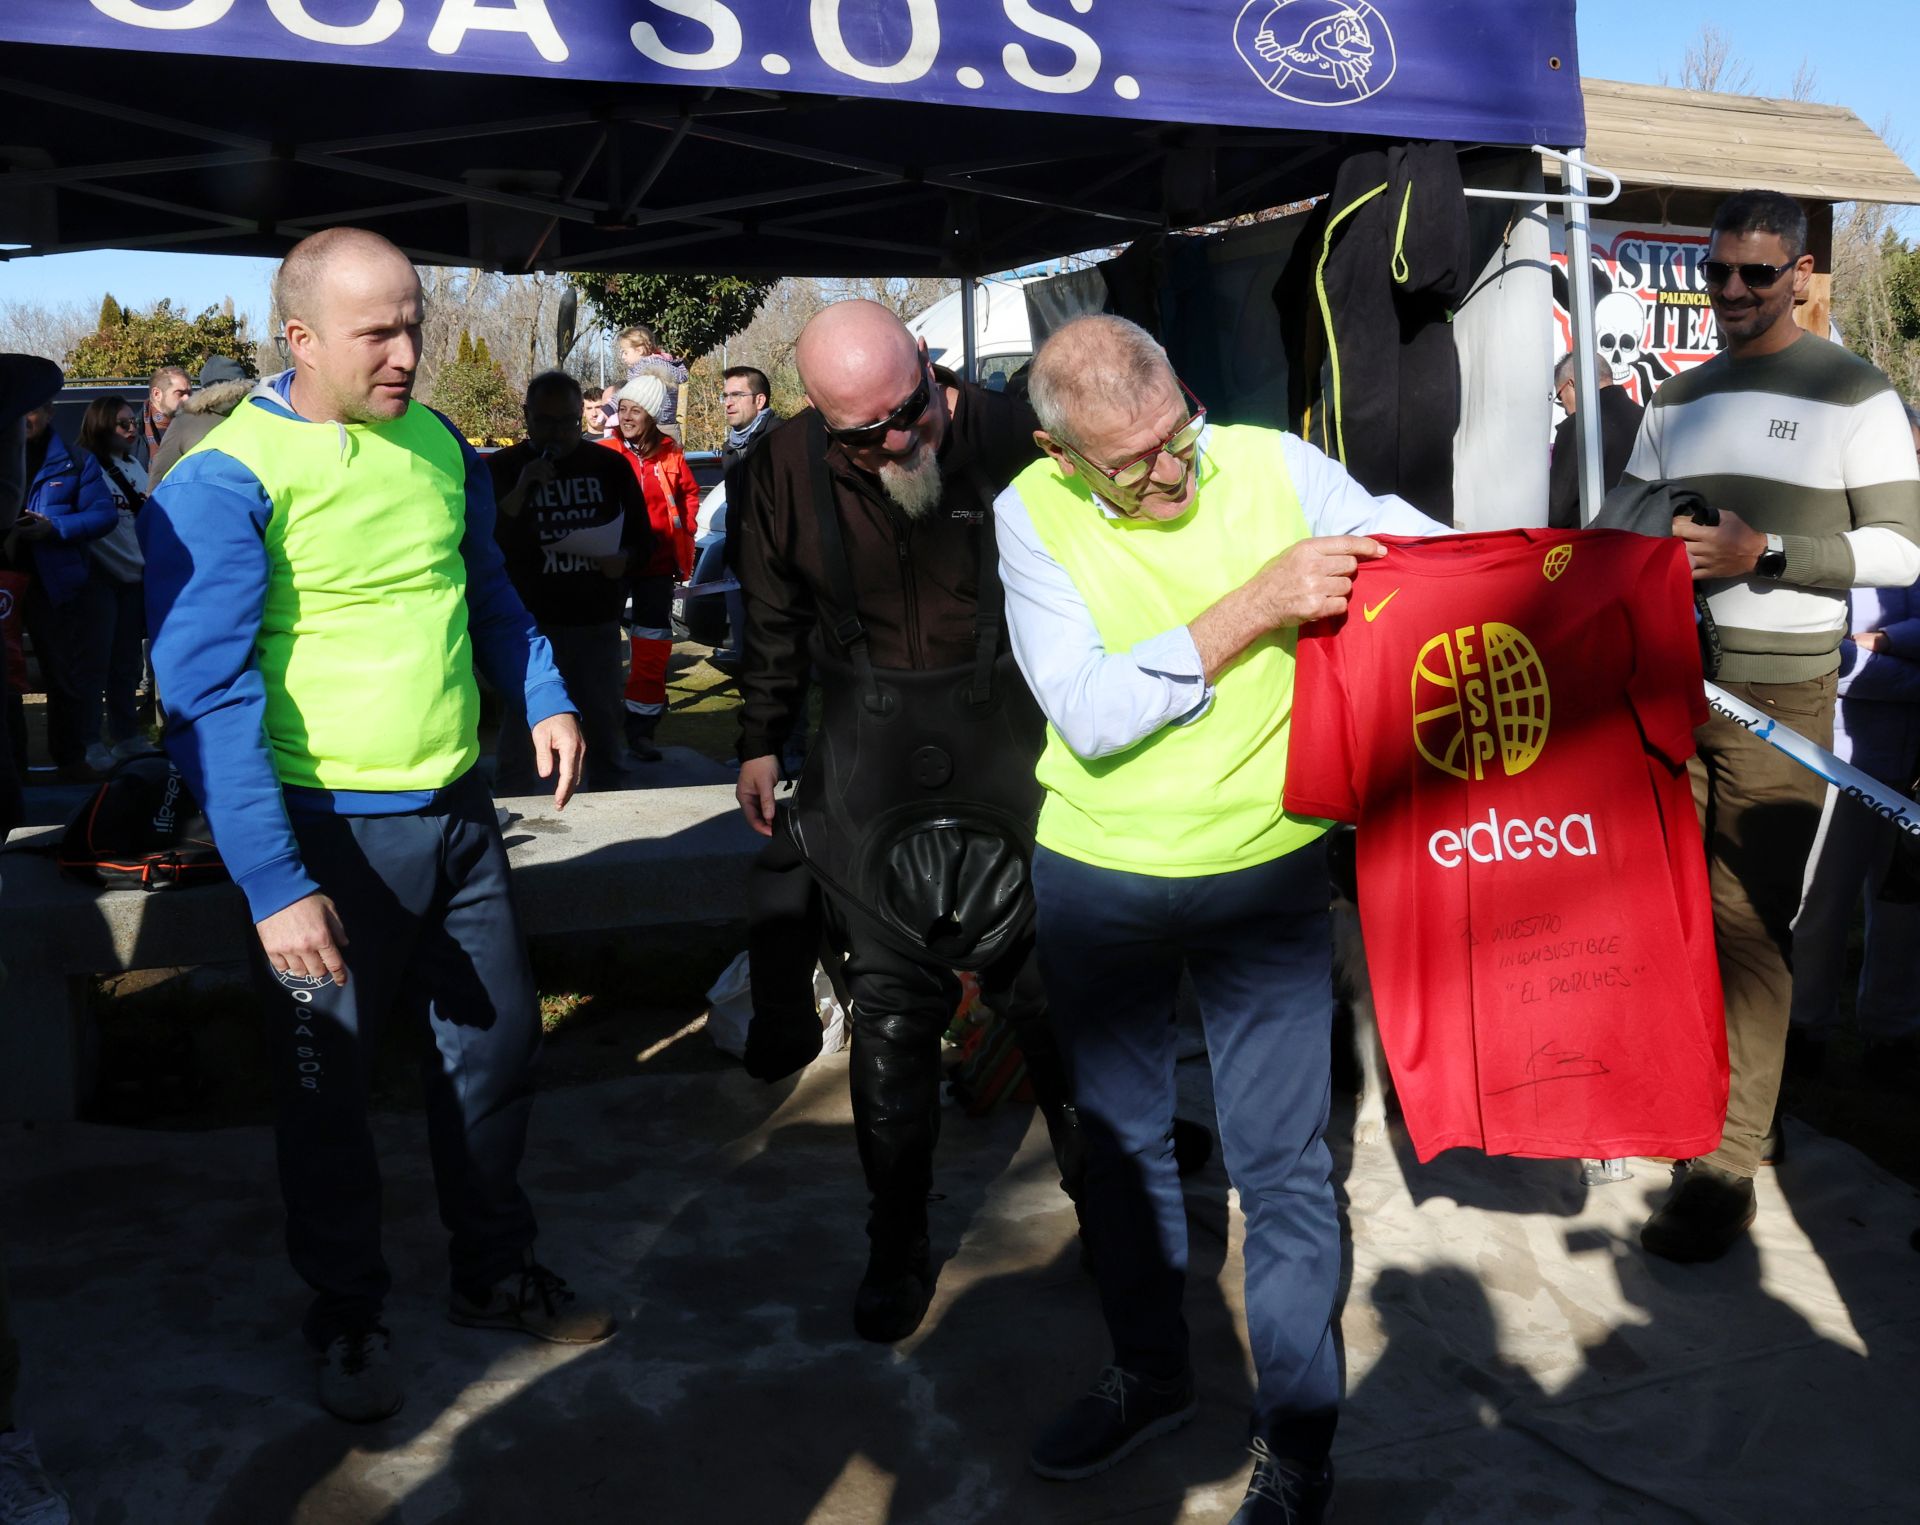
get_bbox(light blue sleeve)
[994,482,1212,761]
[1286,433,1446,539]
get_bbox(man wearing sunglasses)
[1618,189,1920,1266]
[998,314,1435,1524]
[729,299,1085,1346]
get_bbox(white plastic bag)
[814,963,848,1056]
[704,950,753,1058]
[705,953,849,1062]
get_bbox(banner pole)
[1703,682,1920,837]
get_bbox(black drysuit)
[1279,140,1472,523]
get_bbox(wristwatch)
[1756,533,1788,580]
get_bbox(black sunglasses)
[824,364,933,448]
[1701,260,1792,290]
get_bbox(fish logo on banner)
[1234,1,1397,106]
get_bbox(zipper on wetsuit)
[897,523,921,666]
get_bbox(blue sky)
[2,2,1912,329]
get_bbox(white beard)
[878,444,943,519]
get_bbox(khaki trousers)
[1690,672,1836,1177]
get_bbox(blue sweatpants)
[264,769,542,1348]
[1032,841,1341,1464]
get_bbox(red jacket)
[600,433,698,580]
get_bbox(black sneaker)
[1029,1365,1198,1480]
[1640,1161,1757,1263]
[1229,1441,1333,1523]
[317,1324,403,1423]
[852,1237,934,1343]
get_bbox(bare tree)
[402,266,575,403]
[0,299,98,365]
[822,275,958,324]
[1661,25,1754,95]
[1833,199,1920,397]
[1787,58,1819,103]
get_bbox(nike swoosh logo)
[1362,589,1400,622]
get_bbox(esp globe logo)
[1411,622,1550,784]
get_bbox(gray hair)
[1027,314,1174,449]
[1553,351,1603,389]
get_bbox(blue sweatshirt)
[25,429,117,606]
[140,375,572,921]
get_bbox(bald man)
[731,299,1084,1343]
[141,227,611,1425]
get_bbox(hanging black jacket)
[1279,140,1471,522]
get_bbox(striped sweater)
[1620,334,1920,683]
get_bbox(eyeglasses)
[1060,380,1208,495]
[1701,260,1792,290]
[823,364,932,448]
[721,389,757,402]
[113,418,137,431]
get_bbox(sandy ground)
[4,1039,1917,1525]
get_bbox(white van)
[905,276,1041,392]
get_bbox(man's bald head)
[274,227,416,332]
[794,299,950,517]
[276,227,424,425]
[795,300,924,432]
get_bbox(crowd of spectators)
[0,334,740,796]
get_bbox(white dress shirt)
[994,427,1441,760]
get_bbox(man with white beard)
[730,299,1086,1344]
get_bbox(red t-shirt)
[1285,528,1727,1162]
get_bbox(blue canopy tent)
[0,1,1611,506]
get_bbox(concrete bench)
[0,783,757,1122]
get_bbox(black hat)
[197,356,247,387]
[0,354,63,430]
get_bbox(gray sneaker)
[448,1261,617,1345]
[0,1429,73,1525]
[317,1326,404,1424]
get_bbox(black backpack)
[59,752,228,891]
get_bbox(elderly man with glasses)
[729,299,1085,1346]
[996,314,1435,1524]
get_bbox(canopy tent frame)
[0,4,1606,506]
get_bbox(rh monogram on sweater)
[1618,334,1920,685]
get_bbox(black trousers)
[262,770,542,1347]
[20,578,87,767]
[825,892,1084,1246]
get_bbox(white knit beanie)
[616,374,668,421]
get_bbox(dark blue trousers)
[1032,841,1341,1463]
[263,770,541,1348]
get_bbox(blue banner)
[5,2,1583,147]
